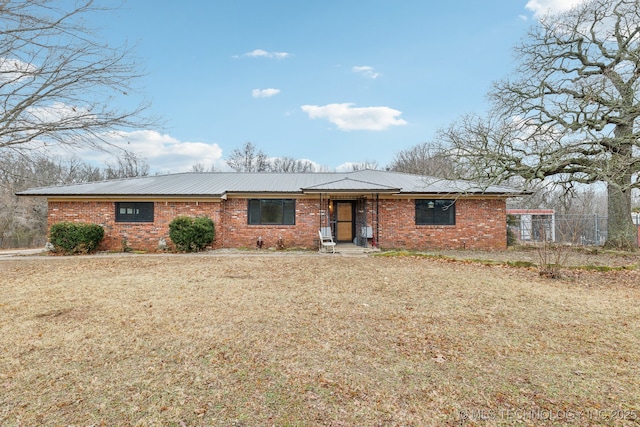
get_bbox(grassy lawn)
[1,253,639,426]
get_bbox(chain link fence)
[555,214,608,245]
[510,212,640,246]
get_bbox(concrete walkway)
[0,244,379,259]
[0,248,46,258]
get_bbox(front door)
[335,201,354,242]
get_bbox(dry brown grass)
[1,252,639,426]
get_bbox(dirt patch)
[1,253,639,425]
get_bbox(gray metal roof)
[17,169,526,197]
[301,177,400,193]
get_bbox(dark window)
[416,199,455,225]
[248,199,295,225]
[115,202,154,222]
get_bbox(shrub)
[49,222,104,255]
[168,216,215,252]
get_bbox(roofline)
[302,189,401,194]
[20,190,527,199]
[397,192,524,198]
[39,195,226,201]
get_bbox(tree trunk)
[606,185,637,249]
[605,149,638,250]
[604,121,638,250]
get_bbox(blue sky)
[78,0,585,173]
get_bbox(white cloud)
[300,103,407,131]
[26,101,93,124]
[525,0,586,18]
[352,65,380,79]
[334,162,365,172]
[252,88,281,98]
[0,57,37,83]
[11,102,96,145]
[236,49,291,59]
[75,130,224,173]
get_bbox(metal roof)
[16,169,527,197]
[301,177,400,193]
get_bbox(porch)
[303,178,401,250]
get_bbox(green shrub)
[49,222,104,255]
[168,216,215,252]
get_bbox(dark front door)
[335,201,354,242]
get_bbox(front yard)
[1,252,638,426]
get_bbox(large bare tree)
[447,0,640,249]
[225,142,269,172]
[268,156,315,173]
[388,142,460,179]
[0,0,150,157]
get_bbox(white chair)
[318,230,336,253]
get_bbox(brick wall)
[377,198,507,250]
[219,198,323,249]
[47,196,507,252]
[48,200,223,252]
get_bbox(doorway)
[335,201,354,242]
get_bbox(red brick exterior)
[377,198,507,250]
[48,200,223,252]
[218,198,322,249]
[47,196,507,252]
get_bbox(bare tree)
[103,152,150,179]
[446,0,640,249]
[189,162,216,173]
[0,154,82,248]
[388,142,460,178]
[268,157,315,173]
[0,0,151,157]
[439,113,526,185]
[225,142,268,172]
[349,160,380,171]
[0,152,150,248]
[511,181,608,217]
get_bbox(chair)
[318,229,336,253]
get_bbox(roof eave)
[301,189,400,194]
[19,193,226,199]
[398,191,528,197]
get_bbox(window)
[248,199,295,225]
[416,199,455,225]
[115,202,154,222]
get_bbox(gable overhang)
[301,177,400,195]
[302,189,400,196]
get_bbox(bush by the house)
[168,216,215,252]
[49,222,104,255]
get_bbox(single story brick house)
[17,169,526,251]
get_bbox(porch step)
[333,243,379,255]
